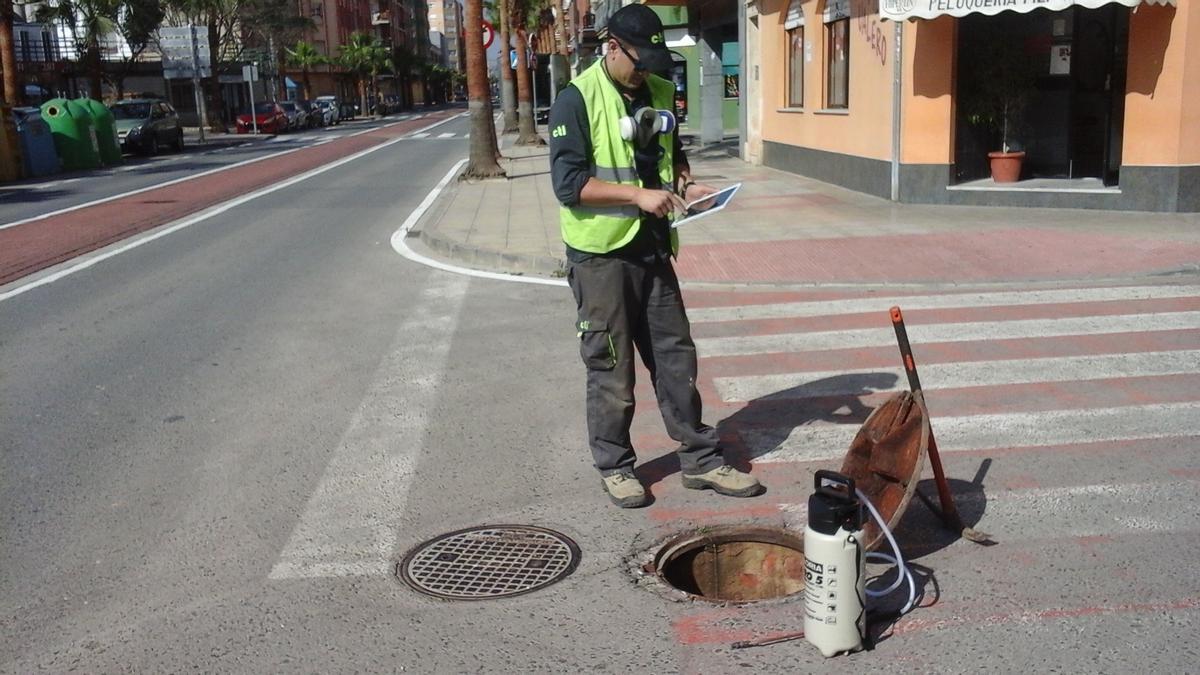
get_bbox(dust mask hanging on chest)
[619,106,676,147]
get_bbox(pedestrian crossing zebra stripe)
[694,311,1200,357]
[437,132,455,138]
[775,480,1200,538]
[743,401,1200,464]
[686,285,1200,323]
[714,349,1200,402]
[410,132,431,138]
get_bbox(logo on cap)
[651,33,663,44]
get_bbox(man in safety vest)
[548,4,764,508]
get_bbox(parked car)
[235,101,288,134]
[278,101,305,130]
[295,100,323,128]
[109,99,184,155]
[313,97,340,125]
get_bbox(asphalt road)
[0,112,445,227]
[2,111,1197,672]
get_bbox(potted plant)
[958,25,1038,183]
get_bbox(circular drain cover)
[398,525,580,600]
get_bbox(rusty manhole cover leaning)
[397,525,580,600]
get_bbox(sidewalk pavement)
[412,132,1200,287]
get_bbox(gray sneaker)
[682,465,765,497]
[601,471,648,508]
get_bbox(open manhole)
[398,525,580,600]
[651,525,805,603]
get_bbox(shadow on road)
[637,373,898,486]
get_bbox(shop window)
[824,0,850,109]
[784,0,804,108]
[721,42,740,99]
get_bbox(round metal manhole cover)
[398,525,580,600]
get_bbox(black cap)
[607,4,674,76]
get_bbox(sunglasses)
[615,41,647,73]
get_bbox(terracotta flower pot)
[987,151,1025,183]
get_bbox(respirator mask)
[619,106,676,148]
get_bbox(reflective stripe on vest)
[559,61,678,255]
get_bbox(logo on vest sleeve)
[552,124,568,138]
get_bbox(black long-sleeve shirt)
[549,80,686,263]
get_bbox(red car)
[236,101,288,134]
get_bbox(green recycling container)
[40,98,101,171]
[78,98,122,166]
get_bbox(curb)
[416,227,567,278]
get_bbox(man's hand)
[683,182,720,211]
[635,188,689,218]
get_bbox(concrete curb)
[416,227,567,278]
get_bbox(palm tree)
[509,0,543,146]
[286,40,324,101]
[36,0,118,99]
[496,0,517,133]
[339,33,389,116]
[463,0,504,178]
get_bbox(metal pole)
[530,51,538,129]
[248,63,258,134]
[890,21,902,202]
[190,23,207,143]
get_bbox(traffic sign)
[160,25,211,79]
[482,20,495,49]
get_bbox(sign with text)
[880,0,1175,21]
[160,26,211,79]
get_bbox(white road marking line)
[715,349,1200,402]
[0,113,467,303]
[0,143,310,231]
[695,311,1200,358]
[390,159,567,287]
[437,132,455,138]
[410,132,431,139]
[269,272,470,579]
[778,481,1200,537]
[748,401,1200,463]
[687,285,1200,323]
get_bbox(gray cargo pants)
[567,255,724,476]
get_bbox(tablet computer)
[671,183,742,229]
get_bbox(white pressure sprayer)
[803,469,918,657]
[803,470,868,656]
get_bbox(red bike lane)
[0,111,462,287]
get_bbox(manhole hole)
[652,525,805,603]
[398,525,580,600]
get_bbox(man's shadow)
[637,373,899,487]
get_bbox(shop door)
[954,8,1129,184]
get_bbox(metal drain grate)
[398,525,580,600]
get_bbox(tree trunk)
[206,17,227,132]
[0,0,18,104]
[498,0,517,134]
[358,78,367,118]
[462,0,504,178]
[87,43,103,99]
[513,28,543,146]
[302,70,311,101]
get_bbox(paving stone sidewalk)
[414,133,1200,286]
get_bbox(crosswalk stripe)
[777,480,1200,538]
[714,349,1200,402]
[437,132,455,138]
[269,273,470,579]
[688,285,1200,323]
[695,311,1200,357]
[410,132,431,139]
[747,401,1200,463]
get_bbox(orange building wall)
[1123,2,1197,166]
[900,19,955,165]
[759,0,896,162]
[1179,2,1200,165]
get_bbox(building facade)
[746,0,1197,211]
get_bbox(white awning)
[881,0,1175,21]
